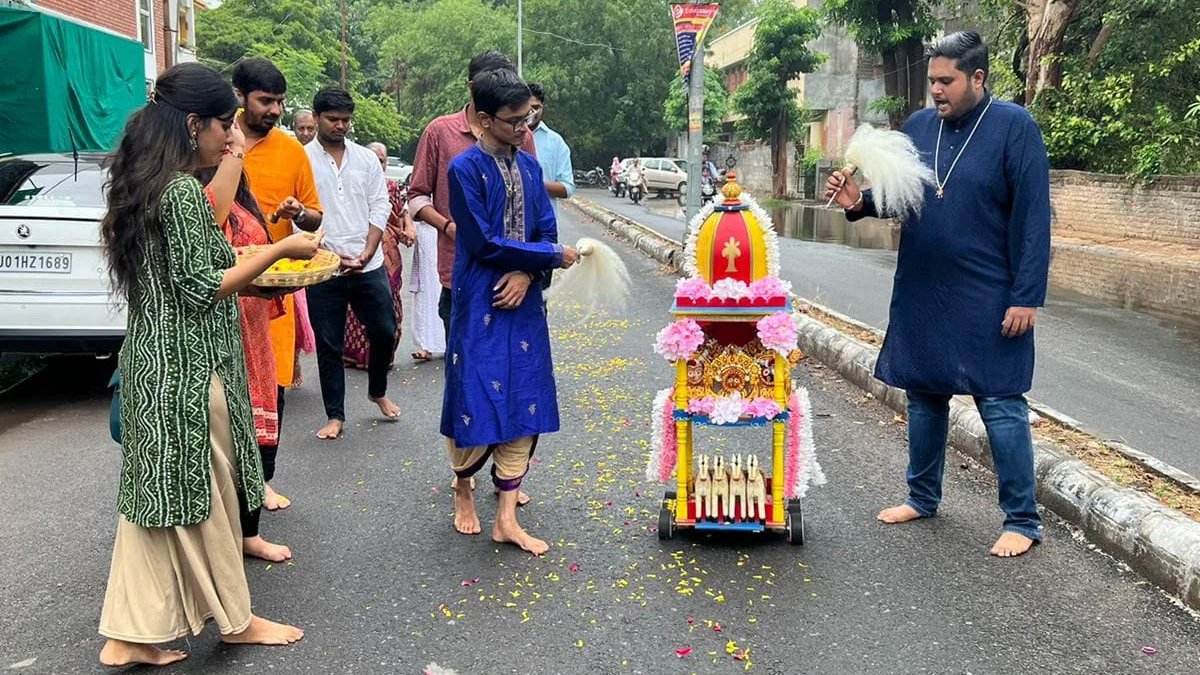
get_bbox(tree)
[822,0,940,128]
[1024,0,1079,104]
[197,0,414,150]
[663,68,729,136]
[731,0,825,198]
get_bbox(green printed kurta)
[117,173,263,528]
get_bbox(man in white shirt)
[304,87,401,440]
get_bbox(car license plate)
[0,251,73,274]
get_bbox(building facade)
[18,0,201,86]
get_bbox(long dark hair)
[101,63,237,308]
[193,166,269,239]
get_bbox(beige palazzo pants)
[99,373,252,643]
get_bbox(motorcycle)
[584,166,607,186]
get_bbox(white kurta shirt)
[304,138,390,273]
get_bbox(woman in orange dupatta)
[195,121,293,563]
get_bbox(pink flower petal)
[687,616,695,625]
[675,647,692,658]
[1142,647,1158,655]
[569,563,580,572]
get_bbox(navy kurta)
[441,144,564,447]
[849,94,1051,396]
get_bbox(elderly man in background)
[293,109,316,145]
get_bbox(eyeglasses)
[488,109,538,132]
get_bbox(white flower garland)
[682,200,717,278]
[646,387,675,482]
[681,192,781,278]
[787,386,827,499]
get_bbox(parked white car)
[385,156,413,184]
[617,157,688,198]
[0,154,124,355]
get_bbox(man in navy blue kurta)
[827,31,1051,557]
[442,69,579,556]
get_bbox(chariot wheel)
[786,504,805,545]
[658,507,675,540]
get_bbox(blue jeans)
[904,391,1041,541]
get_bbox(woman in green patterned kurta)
[96,63,323,668]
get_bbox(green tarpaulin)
[0,6,143,154]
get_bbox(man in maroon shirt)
[408,50,537,504]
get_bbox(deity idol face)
[927,56,986,120]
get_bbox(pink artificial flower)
[757,312,798,355]
[749,276,791,300]
[675,276,712,301]
[687,397,716,415]
[745,397,783,419]
[653,319,705,362]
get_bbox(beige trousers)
[99,373,252,643]
[446,435,536,492]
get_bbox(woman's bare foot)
[99,639,187,667]
[877,504,924,524]
[316,419,343,440]
[454,483,481,535]
[990,531,1037,557]
[221,615,304,646]
[412,350,433,362]
[263,483,291,511]
[370,395,401,419]
[492,519,549,556]
[243,535,292,562]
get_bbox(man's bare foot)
[316,419,343,440]
[877,504,924,524]
[263,483,291,511]
[243,535,292,562]
[370,395,401,419]
[990,531,1037,558]
[99,639,187,667]
[492,519,549,556]
[493,488,531,506]
[221,615,304,646]
[454,482,482,535]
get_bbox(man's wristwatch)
[293,205,307,225]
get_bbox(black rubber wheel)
[786,504,805,545]
[665,490,677,500]
[658,507,674,540]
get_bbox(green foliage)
[197,0,416,153]
[663,68,729,135]
[867,95,907,119]
[821,0,940,53]
[731,0,825,143]
[351,93,415,150]
[1028,3,1200,179]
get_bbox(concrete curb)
[568,196,1200,611]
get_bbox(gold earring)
[189,130,198,152]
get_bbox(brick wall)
[1050,243,1200,319]
[36,0,137,40]
[1050,170,1200,247]
[709,141,804,199]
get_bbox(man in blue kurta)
[443,68,580,556]
[827,30,1051,558]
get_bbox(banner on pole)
[670,3,719,82]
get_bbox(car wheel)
[678,182,687,196]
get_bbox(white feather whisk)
[825,124,936,218]
[546,237,631,316]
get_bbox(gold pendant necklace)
[934,96,993,199]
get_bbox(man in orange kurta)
[234,58,324,390]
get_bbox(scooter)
[700,181,716,204]
[629,181,644,205]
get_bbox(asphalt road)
[2,207,1199,674]
[584,188,1200,479]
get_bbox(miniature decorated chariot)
[646,175,824,544]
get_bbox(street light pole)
[517,0,523,77]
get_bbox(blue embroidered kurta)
[849,94,1051,396]
[441,144,564,447]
